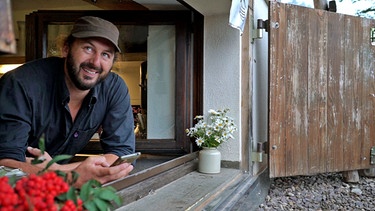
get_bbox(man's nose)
[89,53,101,67]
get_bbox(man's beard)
[66,51,110,91]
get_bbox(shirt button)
[74,131,79,138]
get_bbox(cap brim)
[72,31,121,53]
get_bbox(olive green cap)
[71,16,121,52]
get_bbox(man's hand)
[72,156,134,188]
[25,147,60,170]
[26,148,133,187]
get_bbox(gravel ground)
[257,172,375,210]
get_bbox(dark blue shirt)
[0,57,135,163]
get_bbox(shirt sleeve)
[0,72,31,162]
[99,74,135,156]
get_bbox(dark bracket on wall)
[252,18,269,43]
[252,142,268,163]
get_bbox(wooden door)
[0,0,16,54]
[269,1,375,178]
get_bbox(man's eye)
[84,46,93,52]
[102,53,110,59]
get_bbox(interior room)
[0,0,196,173]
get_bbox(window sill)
[110,154,270,210]
[104,152,198,205]
[117,167,243,210]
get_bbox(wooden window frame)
[25,10,204,155]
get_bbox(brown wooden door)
[269,1,375,178]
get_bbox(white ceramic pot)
[198,147,221,173]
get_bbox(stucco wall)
[204,14,241,162]
[202,0,269,164]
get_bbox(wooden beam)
[81,0,148,10]
[0,56,25,64]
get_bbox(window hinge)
[252,142,268,163]
[371,146,375,165]
[252,151,264,162]
[252,18,269,43]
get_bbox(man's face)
[64,37,116,91]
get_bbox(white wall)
[204,14,241,162]
[187,0,269,164]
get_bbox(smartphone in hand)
[110,152,141,167]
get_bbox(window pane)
[147,25,175,139]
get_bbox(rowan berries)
[0,171,79,210]
[1,170,116,211]
[0,177,19,210]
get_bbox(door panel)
[269,2,375,177]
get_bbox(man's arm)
[24,146,119,172]
[0,149,132,188]
[0,158,41,174]
[0,147,81,174]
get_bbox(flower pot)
[198,147,221,174]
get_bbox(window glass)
[147,25,175,139]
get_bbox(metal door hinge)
[371,147,375,165]
[252,142,268,162]
[371,28,375,45]
[252,18,269,43]
[252,152,263,162]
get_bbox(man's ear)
[62,45,69,57]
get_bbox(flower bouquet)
[185,108,237,173]
[0,137,121,211]
[185,108,237,148]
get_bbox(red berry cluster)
[0,177,19,210]
[61,200,83,211]
[0,172,83,211]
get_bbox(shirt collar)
[88,89,98,106]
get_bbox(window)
[25,10,203,156]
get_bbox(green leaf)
[89,179,102,188]
[45,155,72,170]
[104,186,117,192]
[67,186,78,202]
[56,194,67,202]
[38,134,45,154]
[93,198,108,211]
[84,200,98,211]
[8,175,18,186]
[71,171,80,185]
[98,189,117,201]
[55,170,68,181]
[80,180,119,210]
[56,186,77,203]
[112,195,122,206]
[80,181,92,201]
[97,187,121,206]
[31,158,44,165]
[52,154,73,163]
[0,169,7,177]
